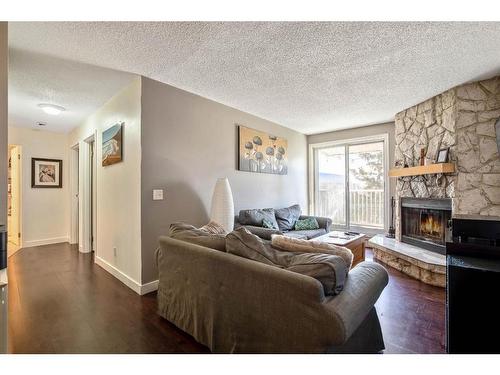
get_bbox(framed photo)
[102,123,123,166]
[32,158,63,188]
[436,148,450,163]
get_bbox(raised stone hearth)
[368,235,445,287]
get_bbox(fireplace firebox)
[401,197,452,255]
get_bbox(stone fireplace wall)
[394,75,500,240]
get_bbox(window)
[310,134,389,233]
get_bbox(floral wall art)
[238,125,288,175]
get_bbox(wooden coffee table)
[314,231,367,267]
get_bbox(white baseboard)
[140,279,159,295]
[23,236,69,248]
[94,256,158,295]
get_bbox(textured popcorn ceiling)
[8,49,135,132]
[8,22,500,134]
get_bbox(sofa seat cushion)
[285,228,326,240]
[238,208,279,230]
[169,222,226,252]
[274,204,301,231]
[226,227,348,295]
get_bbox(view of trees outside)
[317,142,384,228]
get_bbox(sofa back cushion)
[238,208,279,230]
[169,222,226,252]
[275,204,301,231]
[226,227,347,295]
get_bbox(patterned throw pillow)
[294,217,320,231]
[262,218,278,230]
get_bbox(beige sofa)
[156,236,389,353]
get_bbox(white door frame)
[77,132,98,254]
[69,144,79,245]
[7,144,22,252]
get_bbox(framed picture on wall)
[102,122,123,166]
[31,158,63,188]
[237,125,288,175]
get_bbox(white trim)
[95,255,141,294]
[94,256,157,295]
[308,133,390,232]
[69,145,79,245]
[140,280,159,295]
[23,236,69,248]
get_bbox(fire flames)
[420,213,442,238]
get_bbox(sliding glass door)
[312,135,388,233]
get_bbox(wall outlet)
[113,247,117,257]
[153,189,164,201]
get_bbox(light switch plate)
[153,189,164,201]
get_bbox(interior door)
[9,146,21,247]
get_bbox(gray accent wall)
[0,23,7,227]
[140,77,307,283]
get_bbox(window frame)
[308,133,390,235]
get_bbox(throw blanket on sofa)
[271,235,354,270]
[226,227,348,295]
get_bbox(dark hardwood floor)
[7,243,208,353]
[7,242,445,354]
[367,248,446,354]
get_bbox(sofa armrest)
[322,261,388,342]
[299,215,332,231]
[240,225,283,240]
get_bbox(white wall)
[68,77,142,289]
[8,126,70,247]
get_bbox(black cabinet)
[446,218,500,354]
[0,225,6,270]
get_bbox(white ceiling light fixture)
[38,103,66,116]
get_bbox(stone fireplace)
[369,74,500,287]
[394,75,500,236]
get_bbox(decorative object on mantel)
[419,147,426,166]
[435,147,449,164]
[209,178,234,233]
[31,158,63,188]
[238,125,288,175]
[102,122,123,167]
[385,197,396,238]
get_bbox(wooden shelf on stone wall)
[388,163,455,178]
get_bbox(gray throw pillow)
[226,227,347,295]
[238,208,279,229]
[275,204,302,231]
[169,222,226,252]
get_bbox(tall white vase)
[210,178,235,233]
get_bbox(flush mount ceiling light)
[38,103,66,116]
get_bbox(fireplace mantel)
[388,163,455,178]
